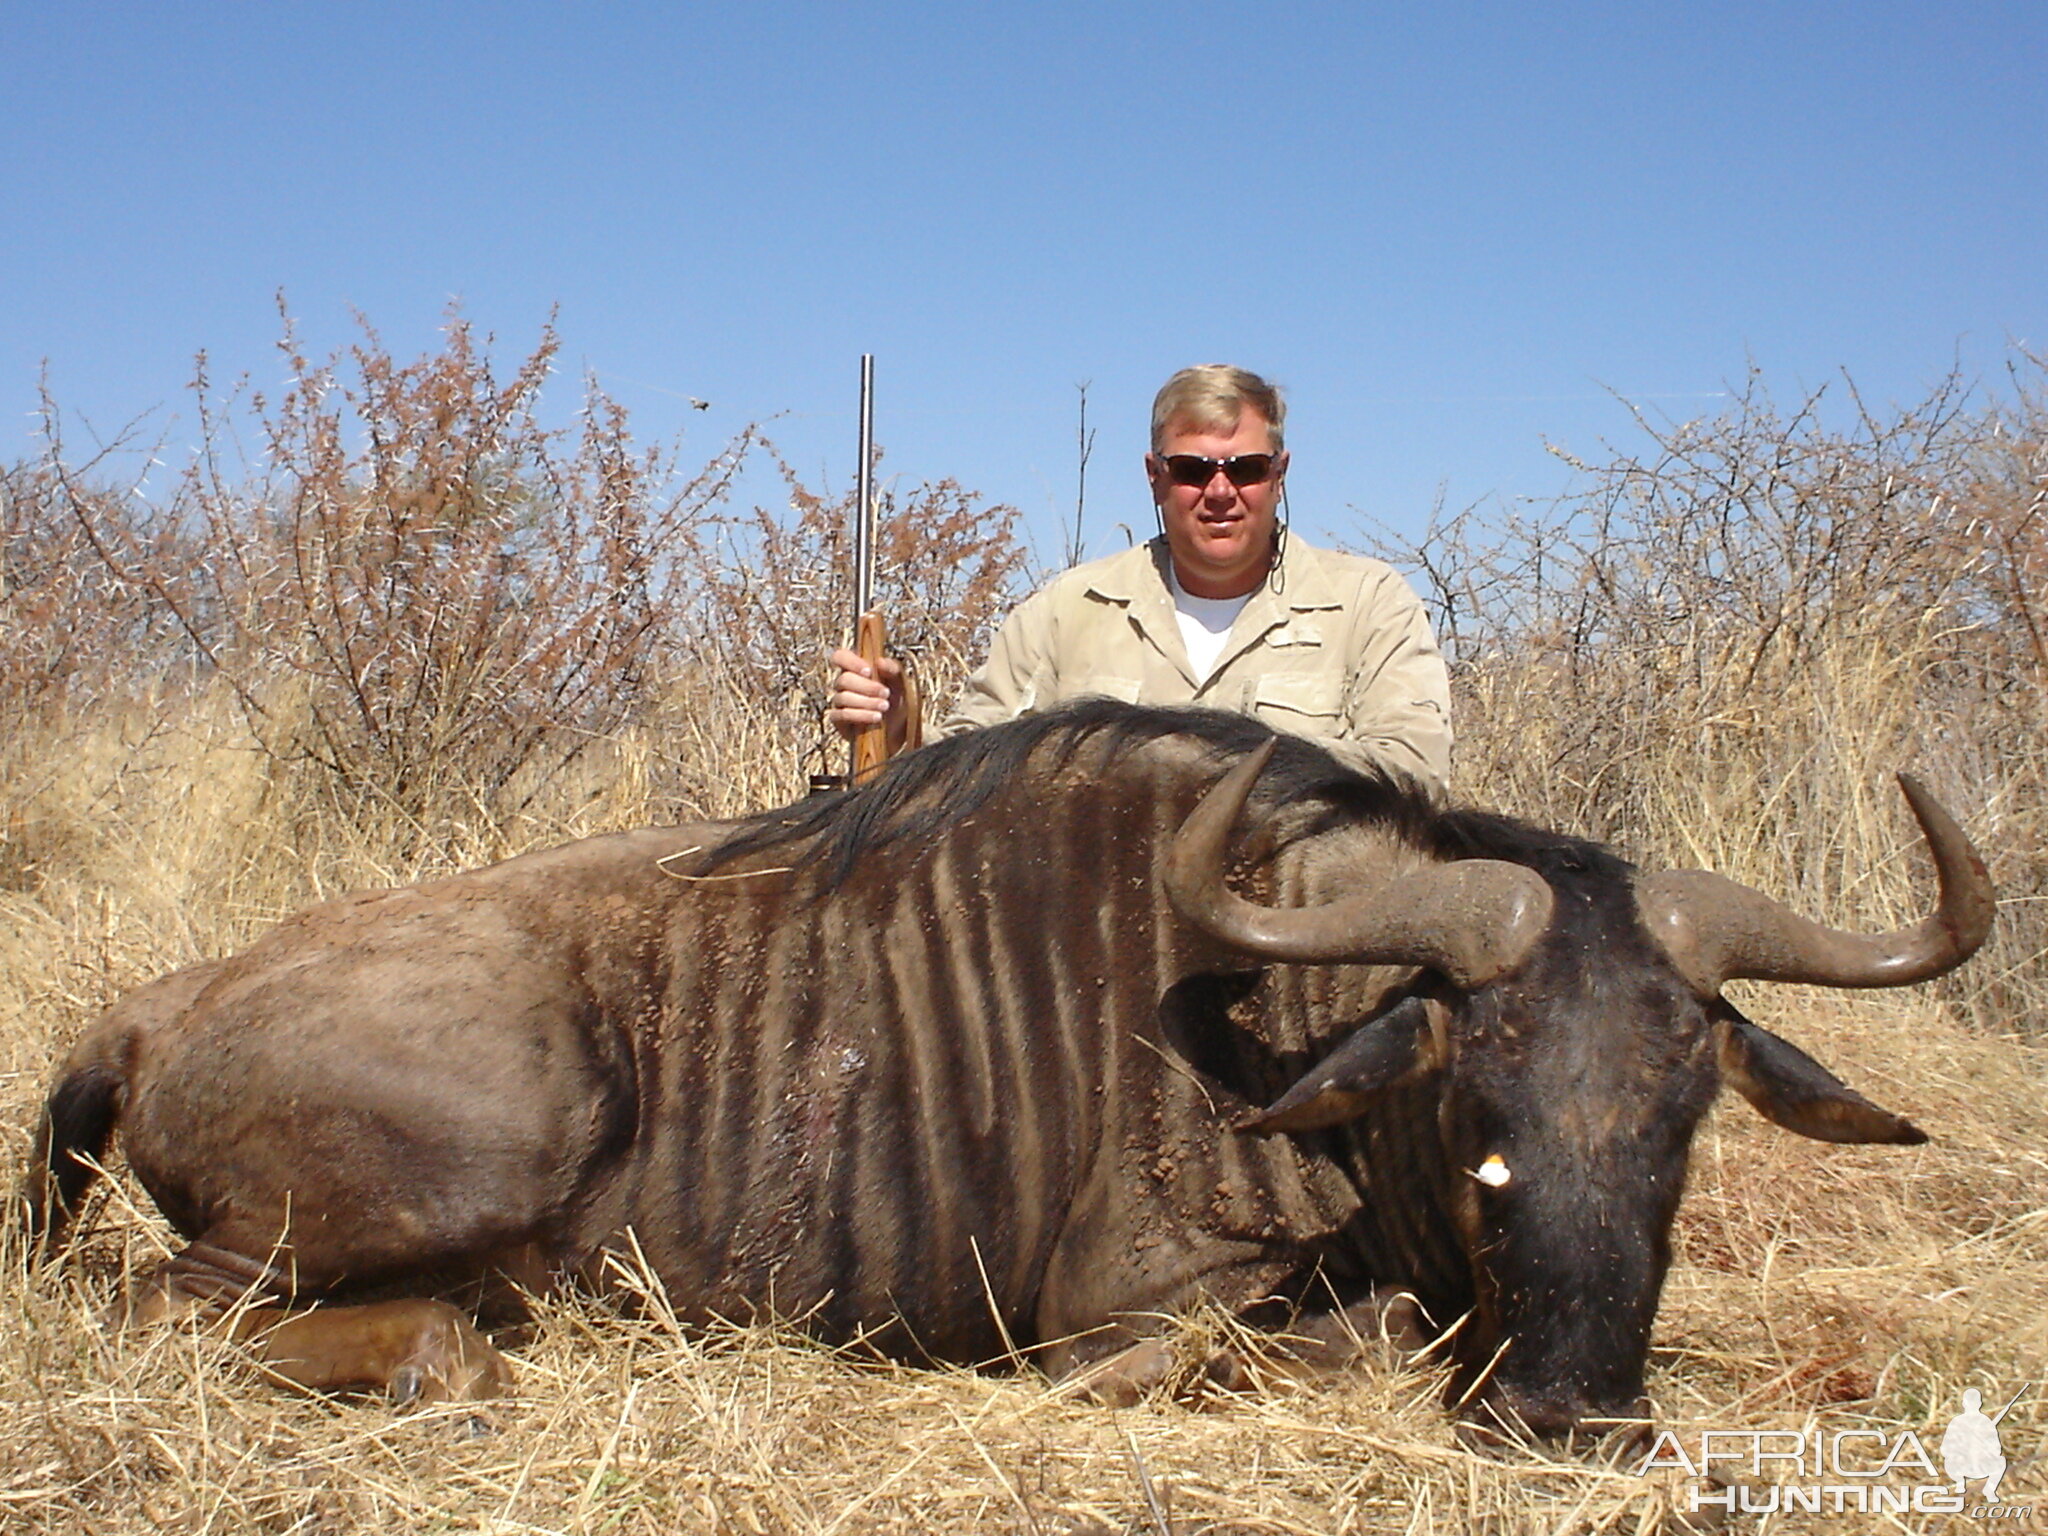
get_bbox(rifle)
[847,354,919,786]
[1990,1382,2031,1425]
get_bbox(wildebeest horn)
[1634,774,1996,998]
[1166,741,1555,989]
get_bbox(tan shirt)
[935,534,1453,795]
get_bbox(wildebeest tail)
[18,1019,132,1253]
[17,959,222,1252]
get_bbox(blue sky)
[7,3,2042,564]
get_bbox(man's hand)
[827,647,913,753]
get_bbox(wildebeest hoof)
[1194,1347,1254,1400]
[1056,1338,1179,1406]
[389,1363,426,1406]
[389,1366,500,1436]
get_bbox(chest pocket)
[1252,673,1345,734]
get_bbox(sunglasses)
[1155,452,1281,488]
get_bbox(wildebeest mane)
[707,698,1622,890]
[707,699,1427,887]
[1427,805,1634,894]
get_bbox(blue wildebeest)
[21,702,1993,1438]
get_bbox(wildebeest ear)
[1714,1004,1927,1145]
[1238,996,1447,1135]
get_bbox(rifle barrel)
[853,354,876,629]
[849,354,885,786]
[1991,1382,2031,1424]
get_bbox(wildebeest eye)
[1472,1154,1512,1187]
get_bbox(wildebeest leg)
[1286,1287,1429,1365]
[115,1241,509,1405]
[1050,1335,1181,1406]
[1201,1288,1430,1394]
[1049,1291,1426,1405]
[236,1301,509,1404]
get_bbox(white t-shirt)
[1168,565,1253,682]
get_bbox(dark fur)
[27,1063,123,1235]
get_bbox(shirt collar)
[1083,533,1343,611]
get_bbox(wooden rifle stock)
[841,357,919,791]
[851,611,920,786]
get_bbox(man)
[1941,1388,2010,1501]
[828,365,1453,795]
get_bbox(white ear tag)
[1473,1154,1511,1187]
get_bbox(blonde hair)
[1150,365,1286,453]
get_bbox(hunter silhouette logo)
[1943,1384,2028,1502]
